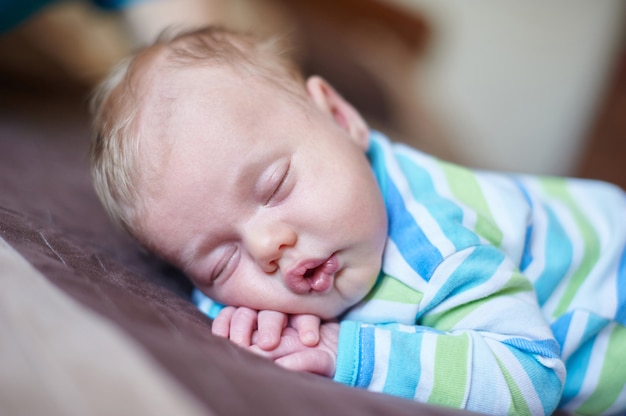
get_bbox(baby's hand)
[286,314,321,347]
[249,321,339,378]
[211,306,266,347]
[211,307,321,350]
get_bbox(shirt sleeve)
[192,288,225,319]
[334,245,566,415]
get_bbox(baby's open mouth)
[303,267,317,278]
[285,254,339,294]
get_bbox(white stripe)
[539,198,583,317]
[385,145,456,256]
[458,293,553,340]
[370,327,391,392]
[464,334,509,414]
[421,248,473,309]
[414,332,436,402]
[569,182,625,319]
[397,142,485,253]
[382,239,427,290]
[407,198,456,255]
[562,326,610,412]
[474,172,529,262]
[560,310,589,362]
[427,253,518,316]
[570,180,625,248]
[344,299,419,325]
[488,340,544,414]
[516,179,549,285]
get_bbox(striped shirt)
[193,130,626,415]
[333,131,626,415]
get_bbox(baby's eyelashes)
[263,160,292,206]
[209,245,239,283]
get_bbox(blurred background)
[1,0,624,180]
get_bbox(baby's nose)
[244,219,297,273]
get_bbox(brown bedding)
[0,84,475,415]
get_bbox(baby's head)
[91,26,388,319]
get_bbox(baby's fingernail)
[303,331,318,345]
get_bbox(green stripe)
[541,178,600,316]
[423,273,533,330]
[422,300,482,331]
[495,357,532,416]
[577,324,626,415]
[364,273,423,304]
[440,161,503,247]
[429,333,469,408]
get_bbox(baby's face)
[137,66,387,319]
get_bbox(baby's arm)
[334,247,566,415]
[211,306,320,350]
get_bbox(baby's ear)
[306,76,369,150]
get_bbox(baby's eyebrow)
[235,155,270,192]
[179,233,211,273]
[179,244,200,274]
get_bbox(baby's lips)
[309,271,332,293]
[283,262,314,294]
[284,255,338,294]
[309,255,339,293]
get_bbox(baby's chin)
[316,309,343,321]
[304,299,357,321]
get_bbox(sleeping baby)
[90,26,626,415]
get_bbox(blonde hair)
[90,26,304,239]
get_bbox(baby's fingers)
[275,350,335,378]
[248,327,302,358]
[211,306,236,338]
[290,314,321,347]
[229,307,258,347]
[256,310,287,350]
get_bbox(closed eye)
[264,161,291,205]
[210,245,238,283]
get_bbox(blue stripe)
[617,245,626,324]
[383,328,422,398]
[356,326,376,388]
[556,314,608,407]
[551,312,573,348]
[560,334,595,407]
[520,224,534,271]
[423,246,504,314]
[509,344,563,414]
[385,173,443,281]
[367,138,388,197]
[396,153,480,251]
[191,289,224,319]
[583,313,609,345]
[503,337,561,359]
[513,179,535,271]
[533,206,573,306]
